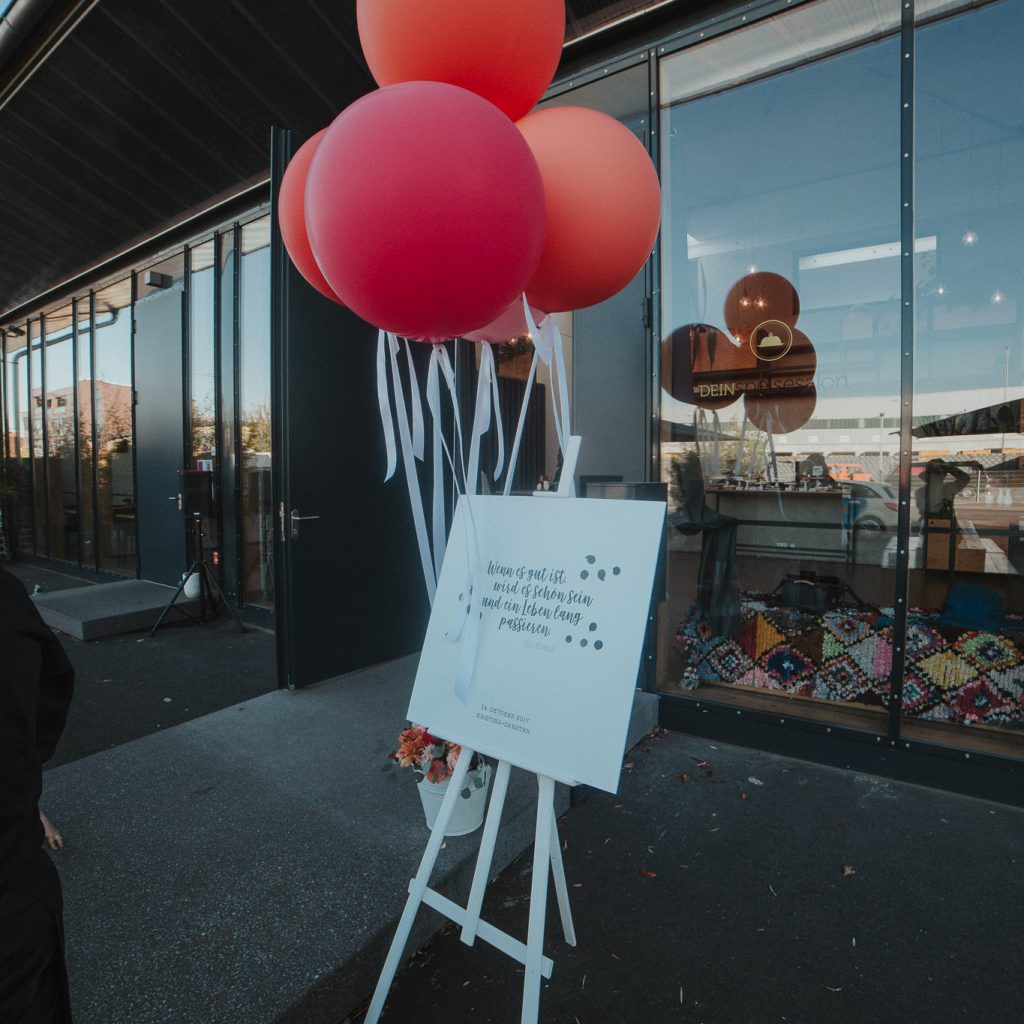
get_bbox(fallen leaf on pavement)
[640,868,657,878]
[842,865,857,877]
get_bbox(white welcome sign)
[409,494,665,794]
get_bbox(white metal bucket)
[416,762,492,836]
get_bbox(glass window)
[44,305,77,561]
[190,238,217,470]
[238,217,273,607]
[28,318,45,554]
[904,0,1024,755]
[190,238,219,552]
[93,278,137,575]
[658,0,901,734]
[3,327,32,553]
[76,299,96,568]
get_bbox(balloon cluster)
[661,272,818,434]
[279,0,662,342]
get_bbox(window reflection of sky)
[661,33,900,425]
[661,0,1024,440]
[93,282,133,388]
[916,1,1024,407]
[239,239,270,427]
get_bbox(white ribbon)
[386,333,435,602]
[522,297,569,459]
[466,342,506,495]
[465,347,490,495]
[404,340,425,462]
[502,353,537,497]
[426,347,447,581]
[546,316,571,458]
[376,330,398,482]
[452,494,484,704]
[524,297,551,365]
[489,352,505,481]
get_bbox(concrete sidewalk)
[43,656,570,1023]
[372,730,1024,1024]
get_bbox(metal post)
[887,0,916,743]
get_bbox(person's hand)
[40,809,64,850]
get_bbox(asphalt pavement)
[4,560,277,767]
[365,728,1024,1024]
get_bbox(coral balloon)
[357,0,564,123]
[306,83,546,340]
[278,129,340,302]
[519,106,661,313]
[464,299,546,343]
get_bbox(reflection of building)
[26,380,133,451]
[0,0,1020,797]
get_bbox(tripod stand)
[149,515,245,637]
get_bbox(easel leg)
[548,811,576,947]
[364,748,474,1024]
[521,775,555,1024]
[461,759,512,947]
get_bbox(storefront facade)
[543,0,1024,796]
[0,0,1021,797]
[1,209,277,625]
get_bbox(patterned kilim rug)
[674,594,1024,726]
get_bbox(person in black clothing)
[0,568,75,1023]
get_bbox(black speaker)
[179,470,213,517]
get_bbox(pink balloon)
[464,299,546,343]
[277,129,341,302]
[305,83,547,340]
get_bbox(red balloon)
[306,83,547,341]
[357,0,565,123]
[278,129,340,302]
[464,299,546,343]
[519,106,661,313]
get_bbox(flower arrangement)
[389,724,484,796]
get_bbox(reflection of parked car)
[843,481,898,532]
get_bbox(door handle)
[168,494,182,510]
[290,509,320,540]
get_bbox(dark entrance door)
[271,128,430,688]
[134,288,185,585]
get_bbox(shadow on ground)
[5,560,277,768]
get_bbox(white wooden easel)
[365,438,583,1024]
